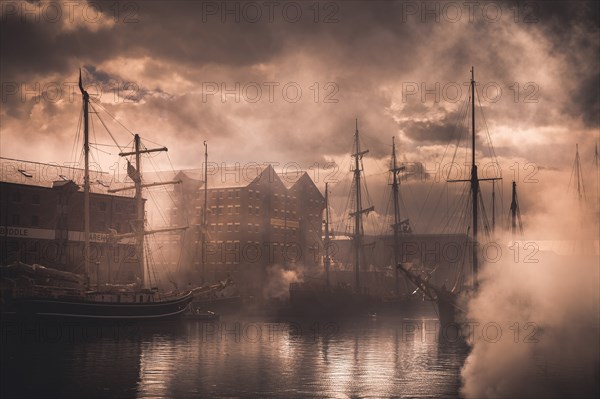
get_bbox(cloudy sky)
[1,0,599,233]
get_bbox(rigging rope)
[89,102,125,153]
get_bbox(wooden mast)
[510,180,524,240]
[202,141,208,285]
[491,180,496,233]
[390,136,402,294]
[117,136,177,288]
[324,182,331,288]
[470,67,480,288]
[353,120,362,294]
[446,68,503,289]
[575,144,584,201]
[594,143,600,230]
[351,119,374,294]
[510,181,517,238]
[134,134,145,287]
[78,69,91,283]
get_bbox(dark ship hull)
[7,293,193,320]
[289,282,381,317]
[380,294,438,317]
[1,262,193,321]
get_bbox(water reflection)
[1,318,468,398]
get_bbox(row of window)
[209,223,242,233]
[273,209,295,217]
[8,214,131,232]
[272,225,297,231]
[210,205,243,215]
[211,189,263,200]
[207,189,305,202]
[212,190,240,199]
[8,191,134,214]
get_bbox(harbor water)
[1,317,469,398]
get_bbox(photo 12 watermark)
[201,81,340,104]
[399,319,541,343]
[198,1,340,24]
[401,81,540,104]
[1,80,142,104]
[399,1,540,24]
[0,1,140,24]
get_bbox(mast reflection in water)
[1,319,468,398]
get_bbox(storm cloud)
[1,0,599,228]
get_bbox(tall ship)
[289,120,381,317]
[397,67,502,326]
[379,136,437,316]
[0,70,196,320]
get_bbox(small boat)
[181,307,220,321]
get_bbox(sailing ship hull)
[289,283,380,317]
[6,293,194,321]
[380,295,437,317]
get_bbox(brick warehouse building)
[0,158,141,285]
[151,165,326,295]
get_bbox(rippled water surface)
[1,317,469,398]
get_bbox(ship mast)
[324,182,331,288]
[351,119,374,294]
[574,144,585,202]
[202,141,208,285]
[445,68,502,289]
[78,69,91,283]
[510,180,524,240]
[491,181,496,233]
[594,143,600,230]
[134,135,145,286]
[80,70,185,289]
[115,136,181,288]
[470,67,480,287]
[390,137,404,294]
[510,181,517,237]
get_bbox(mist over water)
[461,189,600,398]
[263,264,302,300]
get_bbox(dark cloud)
[530,0,600,128]
[400,106,466,144]
[1,0,599,217]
